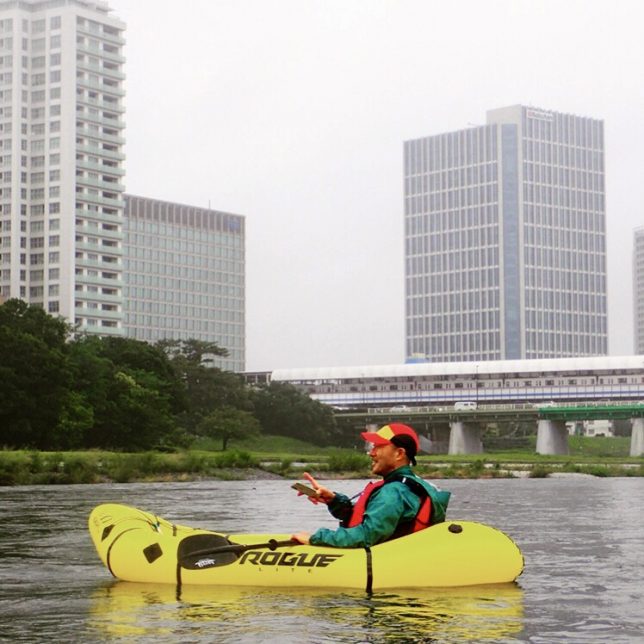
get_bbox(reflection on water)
[87,580,524,643]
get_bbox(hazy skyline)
[108,0,644,370]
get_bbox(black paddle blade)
[178,533,239,570]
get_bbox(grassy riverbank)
[1,435,642,485]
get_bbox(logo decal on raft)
[238,550,343,567]
[195,558,216,568]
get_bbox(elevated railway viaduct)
[246,356,644,456]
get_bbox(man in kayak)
[291,423,450,548]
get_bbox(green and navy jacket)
[309,466,451,548]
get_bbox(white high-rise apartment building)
[404,105,607,362]
[633,227,644,354]
[0,0,125,334]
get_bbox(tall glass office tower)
[404,105,607,362]
[123,195,246,372]
[0,0,125,334]
[633,227,644,354]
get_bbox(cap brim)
[361,431,391,446]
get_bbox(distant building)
[404,105,607,362]
[634,227,644,354]
[582,419,614,437]
[123,195,245,372]
[0,0,126,334]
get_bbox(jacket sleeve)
[309,483,420,548]
[326,492,354,524]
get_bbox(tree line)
[0,299,339,451]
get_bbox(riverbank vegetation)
[1,435,642,486]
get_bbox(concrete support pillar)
[448,421,482,455]
[630,418,644,457]
[418,434,433,454]
[536,419,569,455]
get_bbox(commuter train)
[268,356,644,408]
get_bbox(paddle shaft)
[181,538,297,560]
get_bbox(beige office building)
[123,195,246,372]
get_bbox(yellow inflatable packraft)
[89,503,524,590]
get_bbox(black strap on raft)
[365,547,373,594]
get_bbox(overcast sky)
[107,0,644,371]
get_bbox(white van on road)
[454,401,477,410]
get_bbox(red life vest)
[346,477,432,537]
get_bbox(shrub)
[325,450,370,472]
[59,455,97,484]
[213,450,256,468]
[529,464,551,478]
[178,452,208,473]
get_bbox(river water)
[0,476,642,643]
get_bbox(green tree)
[0,299,73,448]
[50,390,94,450]
[103,370,177,450]
[197,406,261,450]
[250,381,338,446]
[99,336,186,416]
[64,335,117,448]
[159,339,251,432]
[157,338,228,366]
[66,335,184,450]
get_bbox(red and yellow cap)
[361,423,420,464]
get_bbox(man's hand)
[301,472,335,504]
[291,531,311,545]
